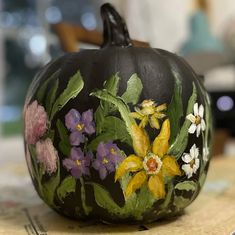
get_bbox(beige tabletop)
[0,137,235,235]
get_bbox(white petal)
[201,119,206,131]
[196,124,201,137]
[199,104,204,118]
[194,103,199,116]
[186,114,196,123]
[193,159,200,173]
[188,124,197,134]
[190,144,199,159]
[182,153,193,163]
[182,164,193,178]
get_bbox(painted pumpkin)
[23,3,212,223]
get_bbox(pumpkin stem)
[101,3,132,48]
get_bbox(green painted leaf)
[46,79,59,115]
[57,176,76,203]
[42,161,60,207]
[168,83,197,158]
[167,72,183,144]
[50,70,84,120]
[56,119,71,156]
[95,74,120,134]
[36,69,61,102]
[92,183,122,215]
[121,74,143,105]
[175,181,197,192]
[91,90,136,136]
[88,116,132,151]
[173,196,192,209]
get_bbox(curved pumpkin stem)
[101,3,132,48]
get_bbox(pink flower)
[24,100,48,145]
[36,138,58,175]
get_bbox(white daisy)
[187,103,206,137]
[203,145,209,162]
[181,144,200,179]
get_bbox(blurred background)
[1,0,235,156]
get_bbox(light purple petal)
[92,159,101,170]
[84,123,95,135]
[70,147,84,161]
[69,131,85,146]
[82,109,93,123]
[63,158,77,170]
[65,109,81,131]
[99,167,108,180]
[105,162,115,172]
[71,168,82,179]
[81,165,90,176]
[97,142,109,157]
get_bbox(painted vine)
[24,69,212,220]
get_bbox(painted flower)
[203,145,209,162]
[130,99,166,129]
[65,109,95,146]
[92,142,124,180]
[63,147,92,179]
[36,138,58,175]
[187,103,206,137]
[24,100,48,145]
[181,144,200,179]
[115,119,181,199]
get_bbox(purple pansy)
[63,147,92,179]
[65,109,95,146]
[92,141,124,180]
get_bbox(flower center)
[190,159,195,168]
[143,154,162,175]
[76,123,84,131]
[102,158,109,164]
[76,160,81,166]
[110,148,116,155]
[195,116,201,125]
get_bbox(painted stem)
[80,177,92,215]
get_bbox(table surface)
[0,137,235,235]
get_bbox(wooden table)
[0,138,235,235]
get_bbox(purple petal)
[99,166,108,180]
[105,162,115,172]
[71,168,82,179]
[69,132,85,146]
[97,142,109,157]
[81,166,90,176]
[92,159,101,170]
[84,123,95,135]
[63,158,77,170]
[81,109,93,123]
[65,109,81,131]
[70,147,84,161]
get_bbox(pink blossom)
[36,138,58,175]
[24,100,48,145]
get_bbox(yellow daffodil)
[115,119,181,199]
[130,99,167,129]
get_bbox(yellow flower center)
[190,159,195,168]
[102,158,109,164]
[110,148,116,155]
[195,116,201,125]
[141,99,155,108]
[76,123,84,131]
[76,160,81,166]
[143,154,162,175]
